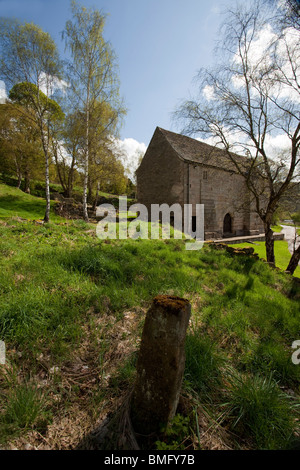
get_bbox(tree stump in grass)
[130,295,191,435]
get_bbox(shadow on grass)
[0,194,58,220]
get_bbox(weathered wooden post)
[130,295,191,435]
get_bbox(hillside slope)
[0,183,299,450]
[0,183,62,221]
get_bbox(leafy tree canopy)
[9,82,64,122]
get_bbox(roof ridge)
[158,126,242,156]
[155,126,246,173]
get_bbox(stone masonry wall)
[185,163,257,239]
[136,130,264,239]
[136,131,185,213]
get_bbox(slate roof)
[157,127,248,173]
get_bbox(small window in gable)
[203,170,208,180]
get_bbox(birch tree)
[9,83,64,217]
[63,1,125,221]
[0,20,63,222]
[175,0,300,266]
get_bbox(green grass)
[0,184,299,449]
[0,183,63,222]
[271,225,283,233]
[223,372,297,449]
[0,173,128,200]
[228,240,300,277]
[1,384,47,438]
[185,330,223,396]
[0,366,50,444]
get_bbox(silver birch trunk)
[82,85,90,222]
[44,150,51,223]
[42,129,51,223]
[41,120,51,223]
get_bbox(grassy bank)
[0,186,299,450]
[229,240,300,277]
[0,220,299,449]
[0,183,63,222]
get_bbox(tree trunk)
[17,172,22,189]
[40,120,51,224]
[82,89,90,223]
[24,170,31,194]
[44,151,51,223]
[286,244,300,275]
[93,181,100,211]
[42,128,51,223]
[14,156,22,189]
[66,153,76,199]
[87,177,93,204]
[17,173,22,189]
[264,222,275,265]
[54,154,67,196]
[82,156,89,222]
[65,181,73,199]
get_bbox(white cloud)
[198,127,249,155]
[55,140,74,166]
[231,74,245,90]
[198,124,291,162]
[205,23,300,104]
[232,24,300,103]
[263,133,291,160]
[113,137,147,181]
[203,84,215,101]
[240,24,276,66]
[273,27,300,102]
[0,80,8,103]
[38,72,69,97]
[0,75,69,103]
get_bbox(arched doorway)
[223,213,232,235]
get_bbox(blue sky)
[0,0,238,173]
[0,1,238,143]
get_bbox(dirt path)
[280,225,300,256]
